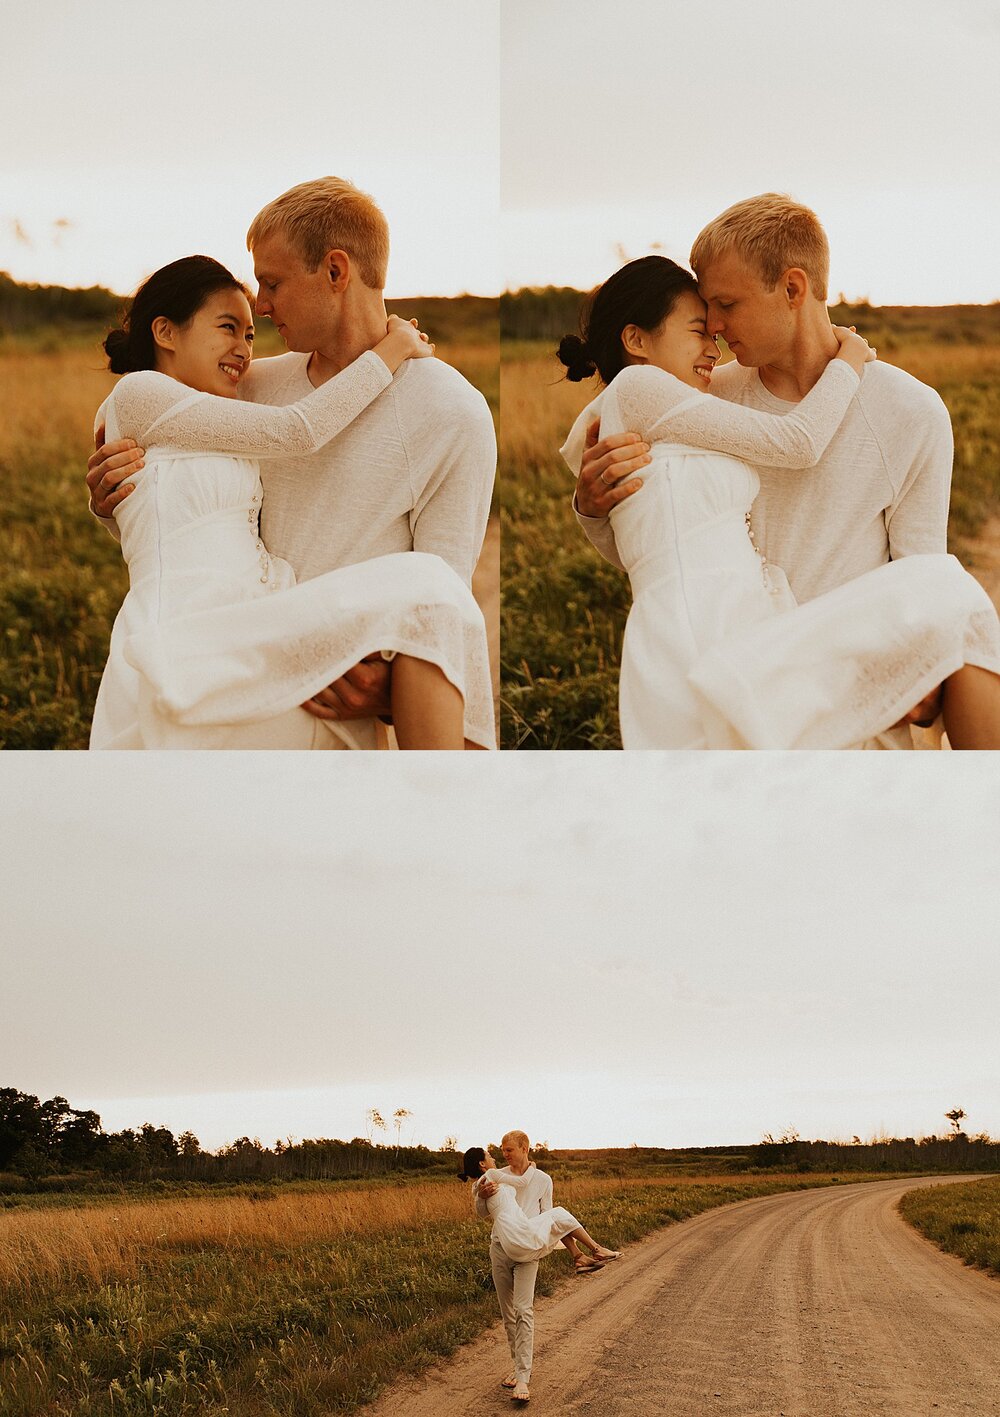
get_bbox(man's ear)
[151,316,175,352]
[783,267,810,309]
[620,323,645,359]
[324,249,351,293]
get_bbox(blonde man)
[475,1130,551,1403]
[575,194,952,745]
[88,177,495,747]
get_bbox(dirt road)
[367,1175,1000,1416]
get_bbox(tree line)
[0,271,120,333]
[0,1088,452,1187]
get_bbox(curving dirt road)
[366,1176,1000,1416]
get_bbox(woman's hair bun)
[103,327,132,375]
[557,333,596,382]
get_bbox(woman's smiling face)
[623,289,720,391]
[154,289,255,398]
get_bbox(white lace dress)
[90,354,494,749]
[477,1168,580,1263]
[562,362,1000,748]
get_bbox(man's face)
[697,250,795,368]
[502,1138,529,1171]
[251,232,334,352]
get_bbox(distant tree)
[945,1108,967,1137]
[366,1108,386,1143]
[440,1135,460,1153]
[0,1088,43,1168]
[393,1108,412,1154]
[177,1130,201,1158]
[57,1108,104,1166]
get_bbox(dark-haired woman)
[91,257,493,749]
[461,1148,619,1273]
[558,258,1000,748]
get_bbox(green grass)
[899,1174,1000,1277]
[1,1170,878,1416]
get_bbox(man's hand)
[301,653,392,721]
[87,423,145,516]
[477,1178,498,1199]
[898,684,944,729]
[575,420,650,519]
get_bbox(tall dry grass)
[0,1171,873,1415]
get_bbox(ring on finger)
[599,469,615,486]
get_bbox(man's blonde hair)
[502,1130,531,1151]
[246,177,390,290]
[690,193,829,300]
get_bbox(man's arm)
[87,425,144,529]
[885,387,954,725]
[473,1176,495,1218]
[305,378,496,725]
[408,392,496,585]
[573,422,649,573]
[884,391,952,560]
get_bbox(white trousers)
[490,1236,538,1386]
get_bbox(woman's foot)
[575,1255,603,1273]
[513,1381,530,1402]
[592,1246,620,1261]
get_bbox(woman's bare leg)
[391,655,465,750]
[563,1225,620,1262]
[941,666,1000,749]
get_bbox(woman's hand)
[832,324,877,375]
[373,315,435,373]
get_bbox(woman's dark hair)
[557,255,699,385]
[104,255,251,375]
[458,1146,486,1182]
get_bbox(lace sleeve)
[611,360,860,469]
[109,351,393,457]
[485,1168,528,1189]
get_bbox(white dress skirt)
[478,1169,581,1264]
[562,363,1000,749]
[89,354,494,749]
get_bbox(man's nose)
[706,313,725,337]
[256,292,272,317]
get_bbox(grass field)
[0,302,497,749]
[500,305,1000,749]
[0,1169,886,1416]
[899,1174,1000,1277]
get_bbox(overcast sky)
[2,755,997,1152]
[1,1,498,296]
[503,0,1000,303]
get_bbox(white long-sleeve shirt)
[576,357,952,604]
[95,350,495,587]
[242,351,495,587]
[473,1164,553,1237]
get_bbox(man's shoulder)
[240,351,310,402]
[394,357,493,424]
[708,360,759,400]
[856,359,948,416]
